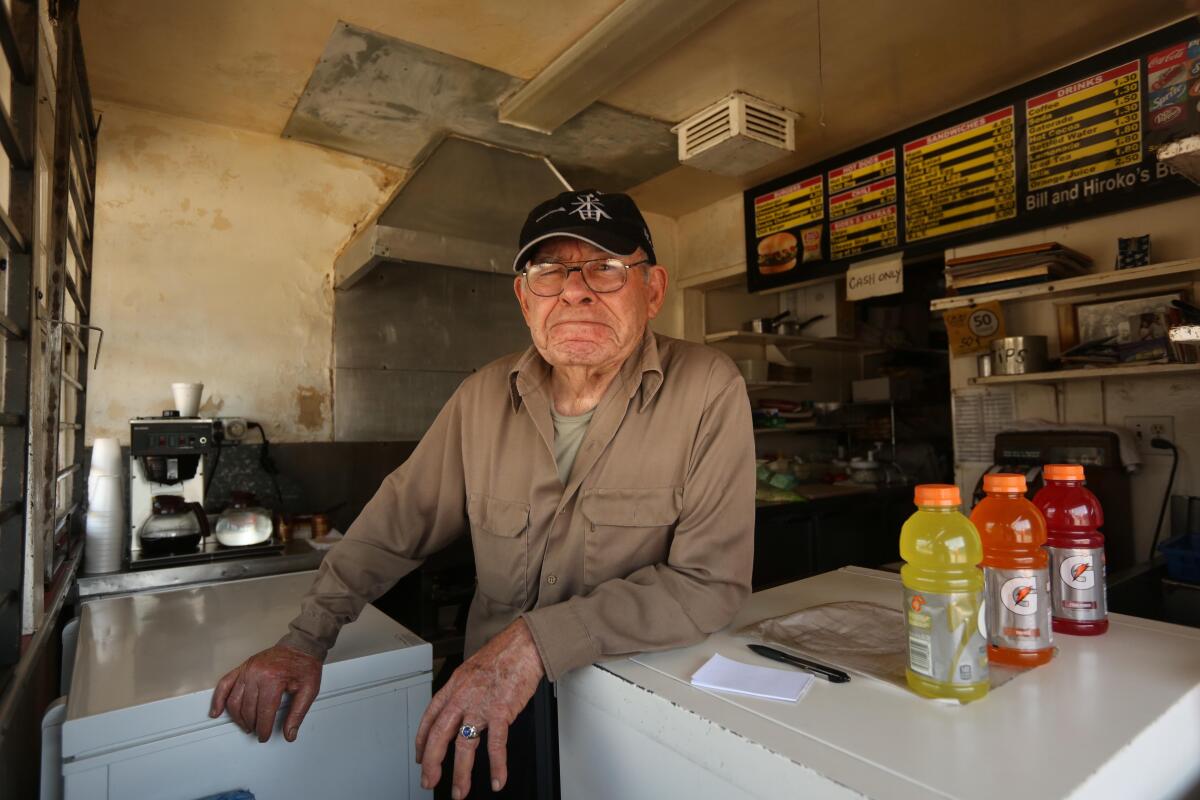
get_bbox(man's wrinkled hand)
[415,618,545,799]
[209,644,323,743]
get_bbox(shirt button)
[546,575,558,585]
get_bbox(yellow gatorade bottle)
[901,484,989,703]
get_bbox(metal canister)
[990,336,1048,375]
[977,352,993,377]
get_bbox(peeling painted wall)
[644,211,682,340]
[86,102,404,444]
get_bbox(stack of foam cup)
[85,437,125,574]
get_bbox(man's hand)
[209,644,323,743]
[415,618,545,798]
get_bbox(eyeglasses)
[522,258,650,297]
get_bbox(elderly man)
[210,190,755,798]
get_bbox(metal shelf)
[746,381,812,391]
[706,330,878,351]
[969,362,1200,386]
[753,424,836,435]
[930,258,1200,312]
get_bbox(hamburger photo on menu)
[757,231,798,274]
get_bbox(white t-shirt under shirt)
[550,406,596,484]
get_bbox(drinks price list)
[742,19,1200,292]
[1026,60,1141,191]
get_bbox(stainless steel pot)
[746,311,792,333]
[775,314,826,336]
[990,336,1048,375]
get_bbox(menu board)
[904,108,1016,242]
[828,149,896,194]
[1025,61,1141,191]
[827,148,899,260]
[750,176,824,277]
[743,19,1200,293]
[752,176,823,238]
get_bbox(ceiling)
[81,0,1193,218]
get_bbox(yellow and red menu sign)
[904,107,1017,243]
[827,149,898,260]
[752,176,824,238]
[1026,60,1142,191]
[827,149,896,195]
[743,20,1200,293]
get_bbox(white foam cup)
[90,437,122,476]
[88,475,123,514]
[85,512,123,574]
[171,382,204,417]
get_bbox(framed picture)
[1073,291,1185,346]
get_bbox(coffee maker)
[128,412,214,563]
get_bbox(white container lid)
[63,571,430,759]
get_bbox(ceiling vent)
[673,92,799,176]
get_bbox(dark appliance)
[975,431,1135,574]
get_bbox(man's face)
[513,238,668,370]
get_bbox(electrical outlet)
[1125,416,1175,454]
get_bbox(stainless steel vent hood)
[335,137,570,289]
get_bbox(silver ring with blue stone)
[459,723,483,740]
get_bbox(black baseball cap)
[513,189,656,271]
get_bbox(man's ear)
[644,265,669,319]
[514,274,533,324]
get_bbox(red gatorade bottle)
[1033,464,1108,636]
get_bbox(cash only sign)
[742,19,1200,293]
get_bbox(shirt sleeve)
[522,369,756,681]
[278,390,470,661]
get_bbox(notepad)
[690,653,814,702]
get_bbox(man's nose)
[559,268,595,303]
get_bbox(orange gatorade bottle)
[971,473,1054,667]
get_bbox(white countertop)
[585,567,1200,800]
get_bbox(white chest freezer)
[558,567,1200,800]
[53,571,432,800]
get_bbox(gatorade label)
[904,588,989,685]
[984,567,1053,650]
[1049,547,1107,621]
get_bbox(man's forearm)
[278,392,470,659]
[522,558,751,681]
[278,535,427,660]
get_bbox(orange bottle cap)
[914,484,961,507]
[1043,464,1085,481]
[983,473,1026,493]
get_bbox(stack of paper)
[943,242,1092,295]
[690,653,814,702]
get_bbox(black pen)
[748,644,851,683]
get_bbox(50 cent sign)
[944,302,1006,355]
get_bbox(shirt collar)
[508,327,664,413]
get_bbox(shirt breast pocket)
[580,487,683,590]
[467,493,530,608]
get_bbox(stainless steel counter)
[75,539,327,601]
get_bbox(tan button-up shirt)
[280,329,755,681]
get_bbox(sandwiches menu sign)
[744,20,1200,292]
